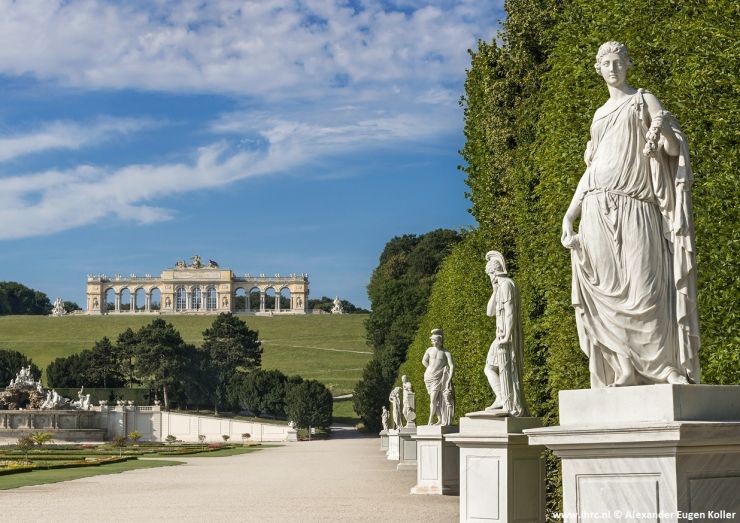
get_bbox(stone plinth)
[525,385,740,523]
[397,427,417,471]
[411,425,460,495]
[379,429,389,451]
[386,429,400,460]
[447,413,545,523]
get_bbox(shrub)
[285,380,333,430]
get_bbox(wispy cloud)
[0,117,158,163]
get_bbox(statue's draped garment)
[492,277,528,415]
[571,89,700,387]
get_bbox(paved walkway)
[1,429,459,522]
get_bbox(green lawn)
[0,458,183,490]
[0,314,371,396]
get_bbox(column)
[275,292,280,312]
[246,293,251,312]
[131,291,137,313]
[186,288,192,311]
[115,293,121,312]
[145,292,151,312]
[260,292,265,312]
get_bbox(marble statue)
[401,375,417,427]
[561,41,701,388]
[389,386,402,429]
[422,329,455,426]
[51,297,66,316]
[331,296,344,314]
[483,251,529,417]
[191,255,202,268]
[381,406,389,431]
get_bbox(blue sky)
[0,1,501,310]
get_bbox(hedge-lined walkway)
[2,429,458,522]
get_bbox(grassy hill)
[0,314,371,396]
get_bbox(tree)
[111,435,127,457]
[16,435,34,462]
[88,337,125,388]
[353,229,461,431]
[285,379,333,430]
[116,328,139,387]
[201,313,262,414]
[46,351,93,388]
[127,431,142,445]
[0,282,52,315]
[0,349,41,387]
[352,358,393,433]
[62,301,82,313]
[133,319,191,410]
[232,369,292,417]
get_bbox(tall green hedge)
[398,0,738,517]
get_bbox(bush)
[285,380,333,430]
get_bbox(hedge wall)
[397,0,738,517]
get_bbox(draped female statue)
[561,41,700,388]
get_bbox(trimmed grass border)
[0,458,183,490]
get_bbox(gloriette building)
[85,256,308,315]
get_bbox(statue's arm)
[445,352,455,385]
[561,172,589,247]
[643,92,680,157]
[422,350,430,369]
[486,291,496,317]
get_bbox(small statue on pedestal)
[381,406,389,431]
[389,386,402,430]
[484,251,528,417]
[422,329,455,426]
[401,375,416,428]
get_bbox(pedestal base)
[386,429,400,460]
[397,427,417,471]
[526,385,740,523]
[379,429,389,451]
[447,413,545,523]
[411,425,460,496]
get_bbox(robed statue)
[561,41,700,388]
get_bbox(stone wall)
[0,406,296,443]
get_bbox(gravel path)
[1,430,459,522]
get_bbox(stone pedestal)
[411,425,460,495]
[447,413,545,523]
[525,385,740,523]
[386,429,400,460]
[379,429,389,451]
[397,427,417,470]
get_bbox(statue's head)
[401,374,408,383]
[430,328,444,347]
[485,250,507,276]
[594,41,632,76]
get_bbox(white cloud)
[0,1,500,98]
[0,0,501,239]
[0,118,158,163]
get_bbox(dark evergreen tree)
[0,349,41,386]
[285,379,333,430]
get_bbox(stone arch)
[120,288,132,312]
[279,287,291,312]
[149,287,161,311]
[134,287,146,312]
[104,288,116,312]
[234,287,248,312]
[264,287,277,311]
[249,287,261,312]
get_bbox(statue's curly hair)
[594,41,633,74]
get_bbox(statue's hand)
[561,219,578,250]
